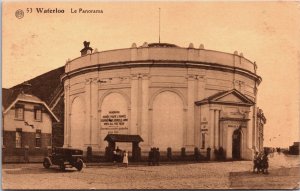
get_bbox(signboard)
[100,110,128,134]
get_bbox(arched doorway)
[232,129,242,160]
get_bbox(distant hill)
[3,66,64,109]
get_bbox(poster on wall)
[100,110,128,134]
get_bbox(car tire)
[60,163,65,171]
[43,158,51,169]
[75,159,84,171]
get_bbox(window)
[34,106,42,121]
[16,129,22,148]
[35,130,41,148]
[15,104,24,120]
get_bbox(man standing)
[253,151,259,173]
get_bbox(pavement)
[2,152,300,189]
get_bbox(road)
[2,152,299,189]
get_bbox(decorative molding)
[98,89,131,110]
[85,78,92,85]
[149,88,188,110]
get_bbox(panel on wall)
[152,91,183,151]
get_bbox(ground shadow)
[4,166,80,174]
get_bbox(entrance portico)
[104,134,143,162]
[195,89,254,160]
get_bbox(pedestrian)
[156,148,160,166]
[253,151,259,173]
[113,149,117,164]
[148,148,153,166]
[262,152,269,174]
[153,147,158,165]
[123,150,128,167]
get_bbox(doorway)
[232,129,241,160]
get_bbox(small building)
[2,87,59,162]
[289,142,300,155]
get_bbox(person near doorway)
[253,151,259,173]
[116,146,122,162]
[113,149,117,164]
[123,150,128,167]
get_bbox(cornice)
[61,60,262,84]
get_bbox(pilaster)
[141,74,149,145]
[84,78,92,146]
[130,74,139,134]
[91,78,98,146]
[209,109,215,149]
[64,83,70,147]
[187,75,195,146]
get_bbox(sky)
[3,1,300,148]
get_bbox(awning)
[104,134,143,143]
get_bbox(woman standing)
[123,150,128,167]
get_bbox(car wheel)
[60,163,65,171]
[75,159,84,171]
[43,159,51,169]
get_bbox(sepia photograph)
[2,1,300,189]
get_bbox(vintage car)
[43,147,84,171]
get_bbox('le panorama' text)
[71,8,103,14]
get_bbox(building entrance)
[104,134,143,162]
[232,129,241,160]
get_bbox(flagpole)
[159,8,161,43]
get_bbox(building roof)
[104,134,143,143]
[3,93,60,122]
[195,89,255,106]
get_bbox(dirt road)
[2,153,299,189]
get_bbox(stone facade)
[62,42,262,160]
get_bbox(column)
[137,74,142,135]
[250,106,255,149]
[84,78,92,146]
[91,78,98,146]
[187,75,195,146]
[197,76,205,148]
[130,74,139,134]
[64,83,70,147]
[215,110,220,148]
[141,74,149,145]
[209,109,215,148]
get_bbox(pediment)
[217,93,244,103]
[195,89,254,106]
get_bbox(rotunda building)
[62,42,262,160]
